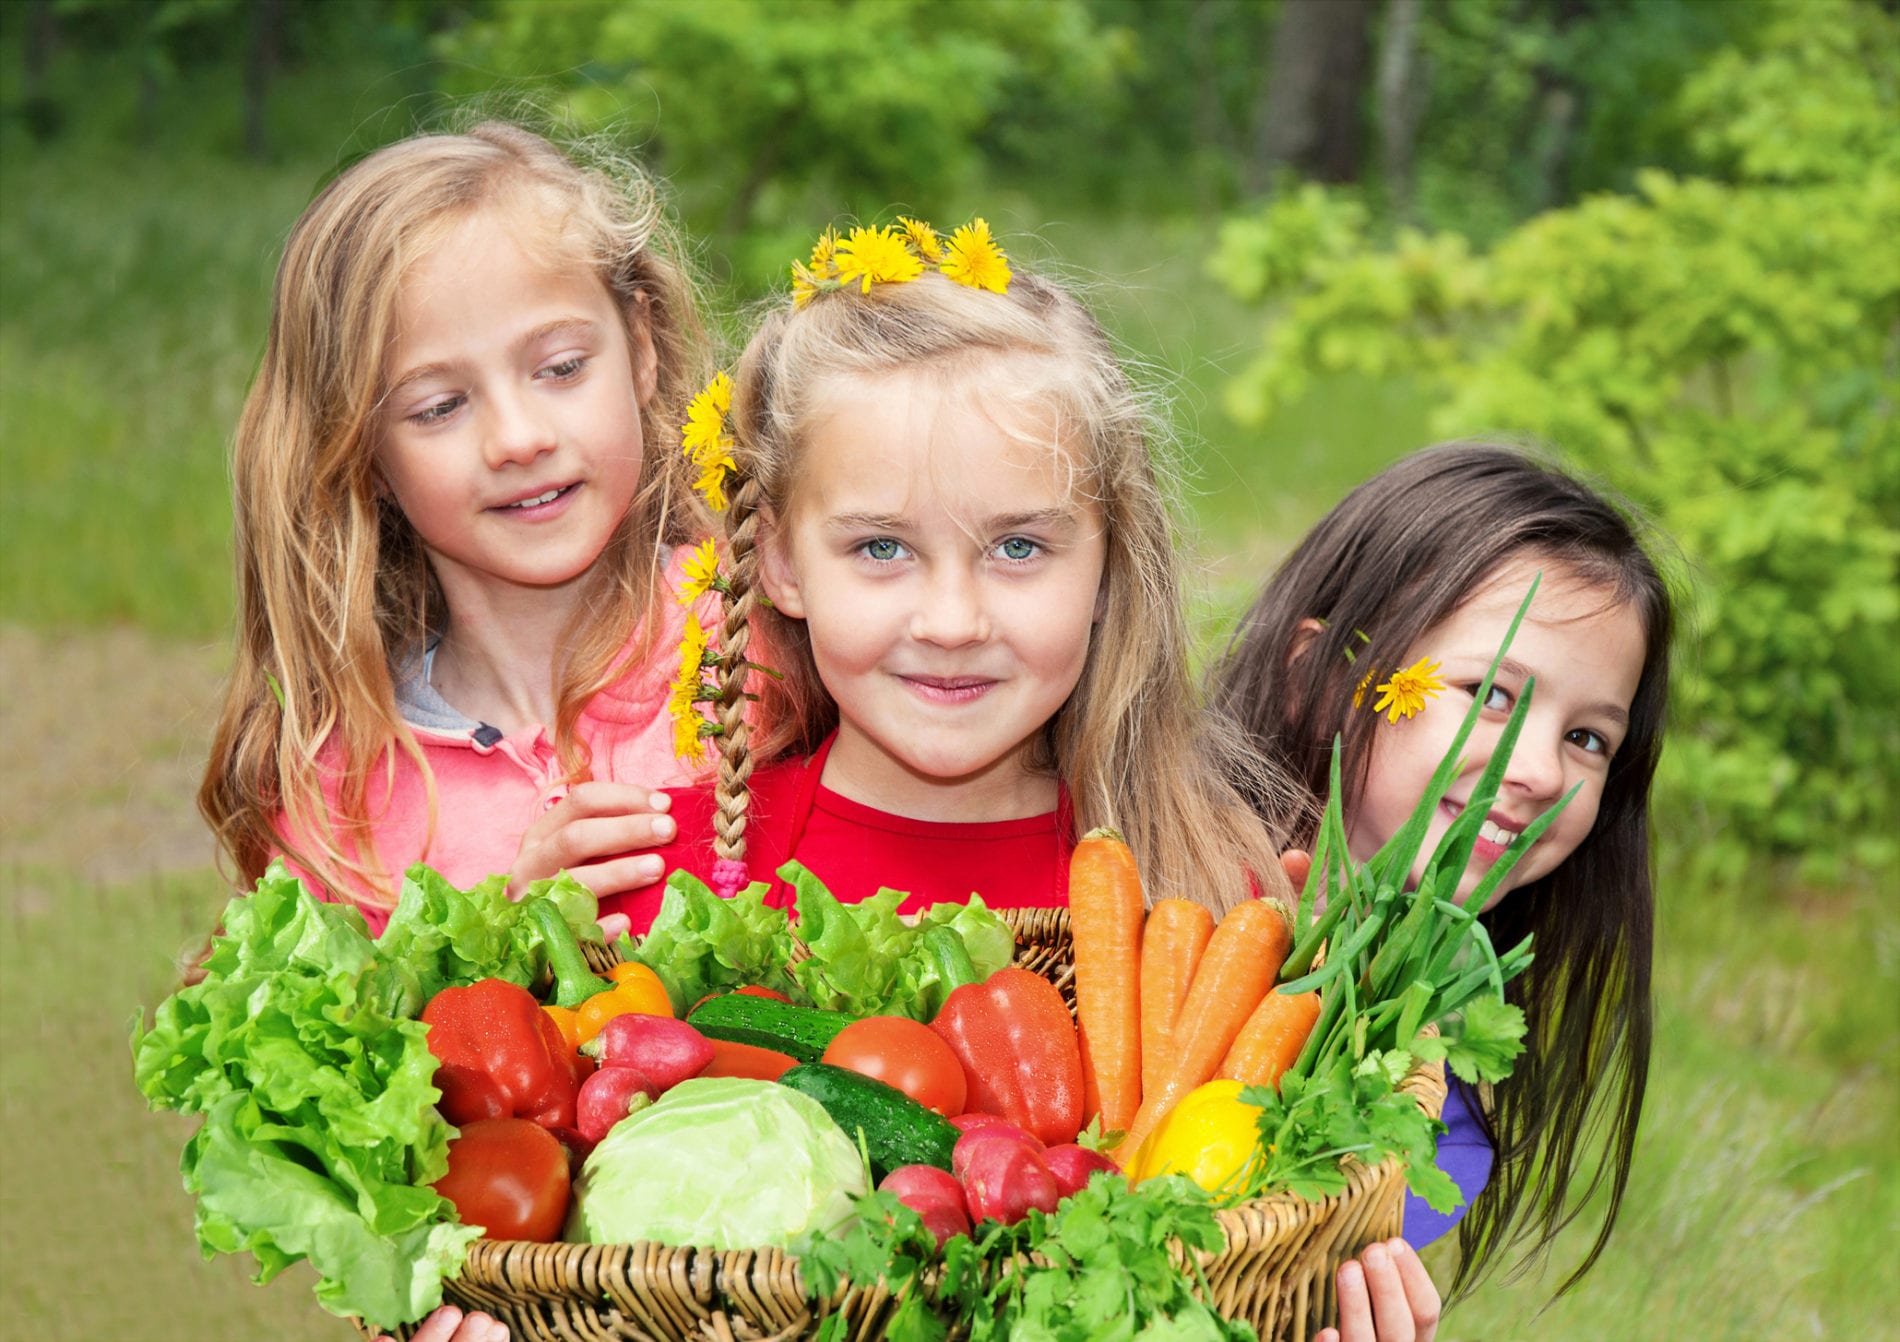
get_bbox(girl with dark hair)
[1211,442,1674,1329]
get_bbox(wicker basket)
[358,906,1444,1342]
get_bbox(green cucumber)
[686,994,854,1063]
[777,1062,960,1179]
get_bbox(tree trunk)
[244,0,284,161]
[1521,0,1593,211]
[22,0,60,141]
[1376,0,1428,222]
[1254,0,1377,189]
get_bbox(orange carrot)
[1138,898,1215,1100]
[1116,897,1293,1159]
[1219,988,1321,1089]
[1068,827,1146,1135]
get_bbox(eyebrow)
[387,317,602,397]
[1482,656,1631,728]
[820,507,1079,533]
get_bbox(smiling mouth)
[494,483,579,511]
[1443,800,1527,854]
[899,675,998,704]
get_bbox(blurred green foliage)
[1213,0,1900,881]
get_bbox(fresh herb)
[1238,583,1548,1212]
[798,1176,1254,1341]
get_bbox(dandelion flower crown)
[1338,625,1445,724]
[794,215,1012,307]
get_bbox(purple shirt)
[1402,1082,1494,1248]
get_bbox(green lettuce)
[622,870,799,1012]
[130,862,606,1330]
[782,862,1015,1020]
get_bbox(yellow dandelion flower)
[678,538,722,605]
[681,373,733,459]
[693,442,735,513]
[1372,658,1447,724]
[898,216,943,260]
[809,227,840,279]
[668,615,713,763]
[1352,666,1376,709]
[792,261,822,309]
[832,225,924,294]
[940,218,1011,293]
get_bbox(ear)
[756,506,806,620]
[624,292,660,407]
[1288,617,1326,668]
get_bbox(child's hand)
[1314,1239,1439,1342]
[510,783,677,904]
[373,1304,507,1342]
[1279,848,1313,891]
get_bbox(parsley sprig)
[1237,581,1554,1212]
[798,1175,1254,1341]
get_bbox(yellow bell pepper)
[1124,1080,1264,1195]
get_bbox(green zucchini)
[686,994,854,1063]
[776,1062,960,1178]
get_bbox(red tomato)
[822,1016,968,1116]
[431,1118,571,1241]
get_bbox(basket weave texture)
[359,906,1445,1342]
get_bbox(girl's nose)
[910,568,990,648]
[483,389,558,469]
[1500,728,1566,801]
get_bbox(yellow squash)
[1124,1079,1264,1195]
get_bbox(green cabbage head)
[566,1077,867,1249]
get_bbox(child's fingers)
[565,853,671,899]
[388,1304,462,1342]
[541,812,678,867]
[1361,1241,1421,1341]
[596,912,633,943]
[1388,1239,1441,1339]
[559,783,672,818]
[1279,848,1313,890]
[1333,1258,1374,1341]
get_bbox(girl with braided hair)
[603,220,1298,931]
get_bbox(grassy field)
[2,95,1895,1342]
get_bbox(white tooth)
[512,488,561,508]
[1480,820,1509,845]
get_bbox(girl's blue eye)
[997,537,1038,561]
[862,537,906,562]
[410,395,463,426]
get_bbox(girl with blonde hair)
[200,120,715,942]
[615,220,1297,930]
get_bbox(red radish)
[1041,1144,1124,1199]
[952,1126,1043,1183]
[582,1014,714,1092]
[959,1138,1059,1225]
[879,1165,971,1247]
[575,1066,657,1145]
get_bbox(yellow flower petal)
[832,225,924,294]
[898,216,943,261]
[678,538,722,605]
[1372,658,1446,724]
[940,218,1011,293]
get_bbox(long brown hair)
[710,265,1298,913]
[199,121,710,909]
[1209,441,1673,1295]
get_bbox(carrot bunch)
[1065,828,1319,1164]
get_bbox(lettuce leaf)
[623,870,798,1013]
[782,862,1016,1020]
[131,861,600,1330]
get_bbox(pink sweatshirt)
[280,548,709,934]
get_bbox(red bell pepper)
[421,977,582,1130]
[928,967,1084,1147]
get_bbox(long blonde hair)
[200,121,710,908]
[712,266,1296,913]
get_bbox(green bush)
[1212,0,1900,881]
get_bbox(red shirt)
[600,734,1074,935]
